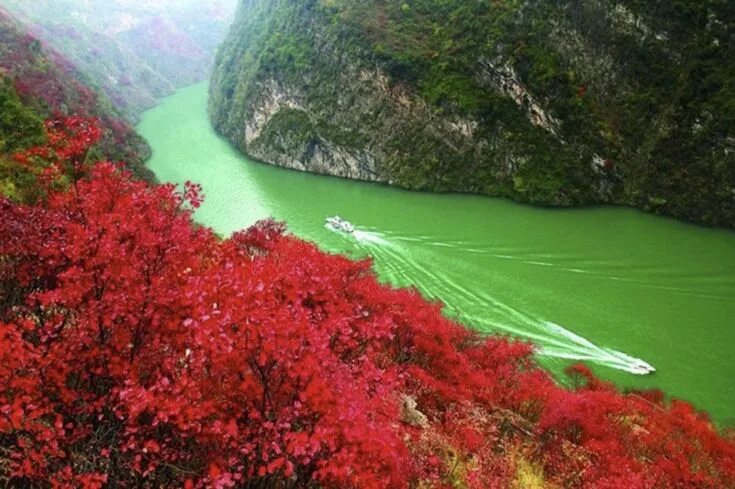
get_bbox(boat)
[326,216,355,234]
[628,359,656,375]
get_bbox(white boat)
[326,216,355,234]
[628,359,656,375]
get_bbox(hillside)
[210,0,735,227]
[0,7,151,197]
[3,0,238,120]
[1,120,734,487]
[1,3,734,487]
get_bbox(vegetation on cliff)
[0,79,44,155]
[0,8,152,192]
[0,2,733,487]
[211,0,735,227]
[1,117,734,488]
[2,0,238,120]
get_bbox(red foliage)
[0,10,146,167]
[1,119,734,487]
[16,115,102,168]
[11,115,103,202]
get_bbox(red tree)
[1,118,734,488]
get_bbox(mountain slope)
[3,0,238,120]
[211,0,735,227]
[0,8,151,188]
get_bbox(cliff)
[210,0,735,227]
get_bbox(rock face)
[211,0,735,227]
[400,395,429,429]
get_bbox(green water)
[138,82,735,423]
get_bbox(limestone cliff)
[210,0,735,227]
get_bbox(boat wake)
[347,232,655,376]
[538,322,655,375]
[353,230,390,245]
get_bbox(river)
[138,82,735,423]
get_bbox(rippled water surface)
[138,82,735,423]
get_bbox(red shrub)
[1,118,734,487]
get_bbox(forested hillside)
[3,0,237,120]
[0,8,151,199]
[211,0,735,227]
[1,115,734,488]
[1,2,734,487]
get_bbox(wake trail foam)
[346,228,654,375]
[353,229,390,245]
[472,287,655,375]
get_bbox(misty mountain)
[2,0,238,120]
[0,6,152,195]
